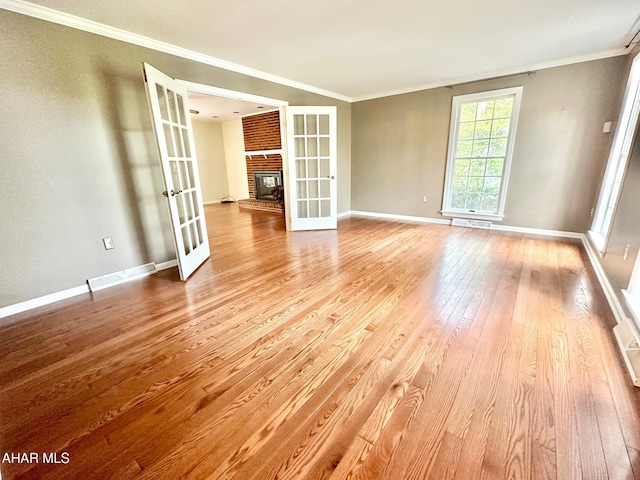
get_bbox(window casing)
[589,52,640,254]
[441,86,523,221]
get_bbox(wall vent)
[88,263,157,292]
[451,218,492,229]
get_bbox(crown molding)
[352,47,630,102]
[0,0,353,103]
[0,0,633,105]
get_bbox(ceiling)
[186,93,278,123]
[7,0,640,101]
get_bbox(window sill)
[440,210,504,222]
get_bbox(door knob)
[171,189,183,196]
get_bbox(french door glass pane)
[306,115,317,134]
[321,199,331,217]
[168,89,178,123]
[308,158,318,177]
[319,115,329,134]
[309,200,319,217]
[181,226,190,255]
[298,200,308,218]
[294,115,305,135]
[296,159,306,178]
[164,124,175,157]
[156,85,168,121]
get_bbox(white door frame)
[176,80,293,229]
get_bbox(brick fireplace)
[238,110,285,214]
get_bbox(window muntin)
[442,87,523,220]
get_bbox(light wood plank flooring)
[1,204,640,479]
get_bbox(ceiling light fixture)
[189,109,199,114]
[233,111,240,114]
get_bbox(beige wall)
[192,119,229,203]
[351,56,628,232]
[0,10,351,308]
[222,120,250,200]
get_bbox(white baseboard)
[156,259,178,271]
[88,263,157,292]
[347,210,451,225]
[0,258,179,321]
[0,284,90,321]
[345,211,584,239]
[492,224,583,239]
[580,234,628,325]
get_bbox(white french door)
[142,63,210,280]
[285,106,337,231]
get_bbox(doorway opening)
[178,80,289,227]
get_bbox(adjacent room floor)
[1,204,639,479]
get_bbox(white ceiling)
[7,0,640,100]
[186,92,278,123]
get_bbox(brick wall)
[242,111,282,199]
[242,110,281,151]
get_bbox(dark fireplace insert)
[254,171,284,202]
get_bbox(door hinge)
[142,67,148,83]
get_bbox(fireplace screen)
[254,171,284,202]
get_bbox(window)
[589,52,640,253]
[441,86,523,221]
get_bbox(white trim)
[245,149,284,157]
[492,224,583,239]
[88,263,157,292]
[0,285,89,320]
[177,80,289,107]
[337,210,352,219]
[0,0,631,105]
[352,48,629,102]
[612,320,640,387]
[0,259,179,320]
[628,251,640,295]
[203,200,221,205]
[349,210,451,225]
[155,259,178,271]
[345,210,590,239]
[587,229,606,256]
[581,234,628,325]
[0,0,350,102]
[623,290,640,327]
[441,210,504,222]
[582,234,640,387]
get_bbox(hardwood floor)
[1,204,640,479]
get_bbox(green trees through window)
[442,87,523,219]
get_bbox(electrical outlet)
[103,237,114,250]
[624,244,631,261]
[422,195,427,203]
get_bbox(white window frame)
[441,86,523,221]
[589,52,640,254]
